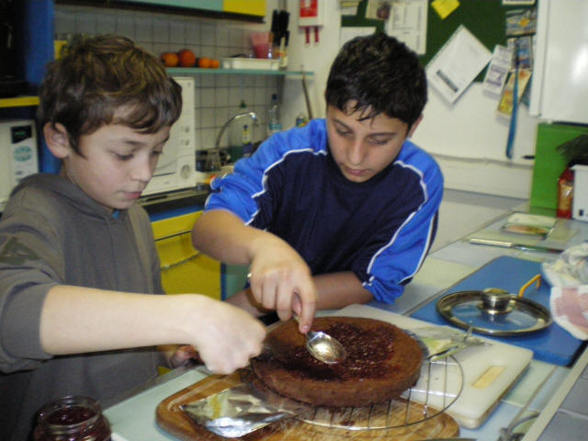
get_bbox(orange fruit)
[198,57,212,68]
[178,49,196,67]
[161,52,179,67]
[210,58,220,69]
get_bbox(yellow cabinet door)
[152,211,220,299]
[223,0,266,17]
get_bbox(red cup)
[253,43,271,59]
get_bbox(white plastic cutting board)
[321,304,533,429]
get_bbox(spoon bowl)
[305,329,347,364]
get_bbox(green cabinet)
[530,123,588,213]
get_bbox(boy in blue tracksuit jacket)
[192,33,443,333]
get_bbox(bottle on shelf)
[295,113,308,128]
[241,124,253,157]
[227,100,257,162]
[229,100,248,148]
[267,93,282,136]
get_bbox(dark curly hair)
[37,34,182,154]
[325,32,427,129]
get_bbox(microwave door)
[154,139,179,176]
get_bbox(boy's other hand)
[248,237,317,334]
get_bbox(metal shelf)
[166,67,313,77]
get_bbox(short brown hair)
[37,34,182,153]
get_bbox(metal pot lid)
[436,288,552,336]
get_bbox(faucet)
[215,111,259,149]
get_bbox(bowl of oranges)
[160,49,220,69]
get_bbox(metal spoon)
[295,317,347,364]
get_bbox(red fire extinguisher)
[557,166,574,218]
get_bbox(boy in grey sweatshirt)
[0,35,265,441]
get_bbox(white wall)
[280,0,539,199]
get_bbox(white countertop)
[104,203,588,441]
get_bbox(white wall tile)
[76,14,97,35]
[228,88,242,107]
[255,76,266,88]
[54,11,76,36]
[152,43,169,57]
[199,75,214,88]
[170,22,184,44]
[215,88,228,107]
[243,88,255,108]
[138,41,154,55]
[135,17,152,42]
[184,23,199,43]
[229,75,243,88]
[193,109,201,129]
[116,15,135,39]
[95,14,115,35]
[152,19,170,43]
[254,87,266,106]
[215,108,229,127]
[200,44,216,60]
[193,88,201,108]
[200,24,215,46]
[201,128,216,148]
[242,76,255,88]
[215,74,228,88]
[229,29,244,47]
[216,26,229,47]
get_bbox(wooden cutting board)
[156,371,460,441]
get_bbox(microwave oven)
[0,120,39,212]
[142,76,197,197]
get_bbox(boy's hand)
[168,345,202,368]
[248,236,317,334]
[185,297,266,375]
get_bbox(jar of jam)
[33,395,111,441]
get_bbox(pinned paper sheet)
[483,45,512,97]
[431,0,460,20]
[385,0,428,55]
[497,68,531,116]
[426,25,492,104]
[339,26,376,48]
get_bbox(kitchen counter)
[104,202,588,441]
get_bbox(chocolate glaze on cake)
[251,316,423,408]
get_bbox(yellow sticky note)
[432,0,460,20]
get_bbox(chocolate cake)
[250,316,423,408]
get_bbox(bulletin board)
[341,1,386,32]
[342,0,536,81]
